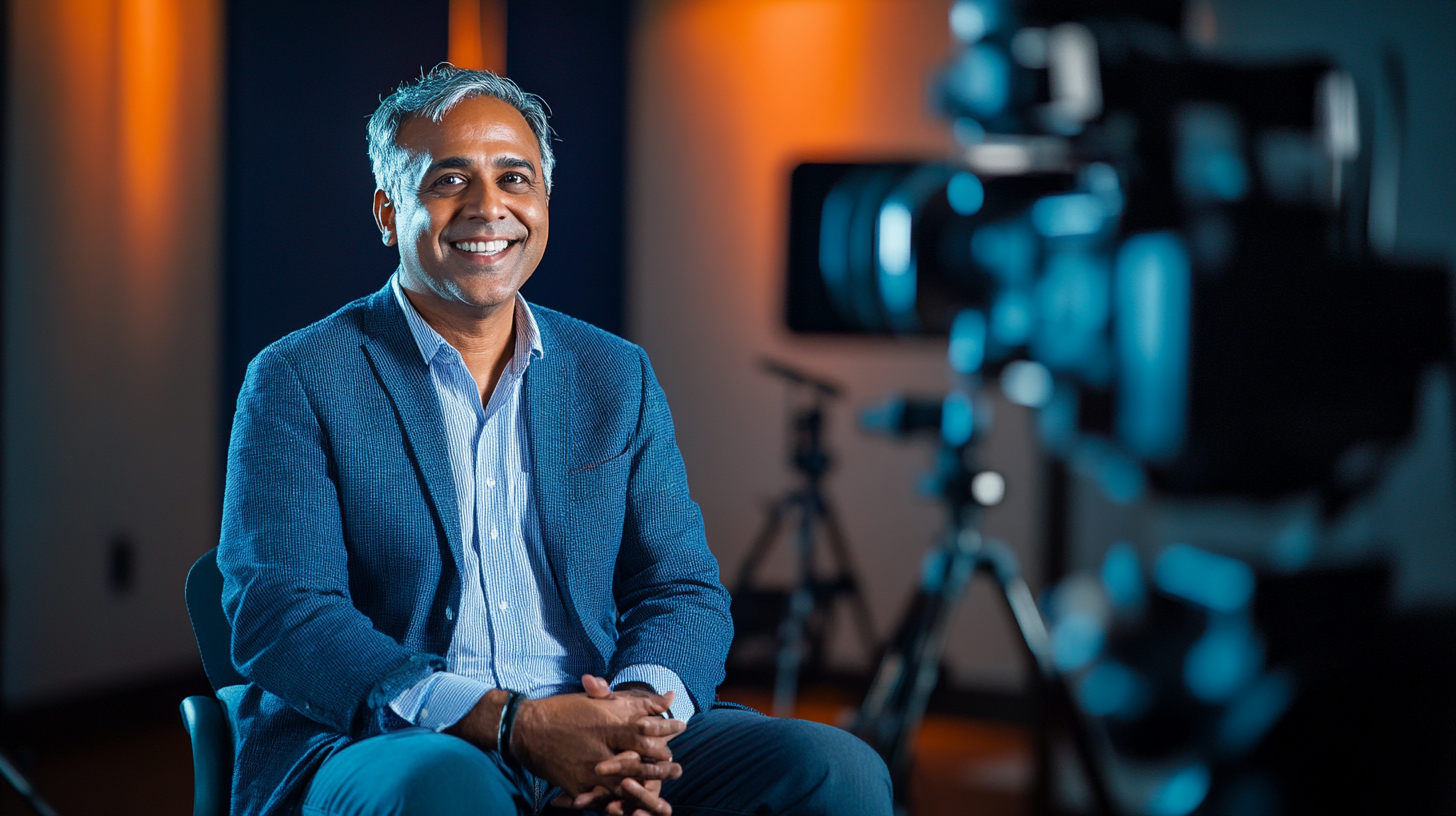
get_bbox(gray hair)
[367,64,555,201]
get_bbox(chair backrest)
[186,548,247,691]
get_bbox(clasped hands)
[448,675,685,816]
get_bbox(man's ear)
[373,189,398,247]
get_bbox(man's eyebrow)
[425,156,473,174]
[493,155,536,175]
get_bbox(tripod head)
[760,358,843,482]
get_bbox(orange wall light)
[449,0,507,73]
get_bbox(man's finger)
[570,786,612,810]
[634,716,686,738]
[582,675,613,698]
[621,777,672,816]
[613,731,675,761]
[595,757,683,781]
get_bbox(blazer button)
[445,607,454,620]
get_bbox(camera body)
[783,6,1450,502]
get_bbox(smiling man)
[218,66,891,816]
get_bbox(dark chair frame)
[182,548,245,816]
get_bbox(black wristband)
[496,690,525,766]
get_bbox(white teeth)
[454,239,510,254]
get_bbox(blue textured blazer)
[217,284,732,816]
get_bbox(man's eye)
[502,172,528,185]
[437,173,466,186]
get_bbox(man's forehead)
[397,95,538,159]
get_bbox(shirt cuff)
[612,664,695,722]
[388,672,493,732]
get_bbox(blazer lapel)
[523,319,587,636]
[359,287,465,576]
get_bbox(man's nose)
[465,178,510,221]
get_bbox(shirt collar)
[389,271,544,369]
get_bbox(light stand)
[850,373,1116,815]
[733,359,878,717]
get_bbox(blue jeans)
[301,706,893,815]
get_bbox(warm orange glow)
[28,0,218,351]
[119,0,183,291]
[633,0,955,314]
[449,0,507,74]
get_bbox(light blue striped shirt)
[386,274,692,728]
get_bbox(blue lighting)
[1034,251,1110,371]
[1077,660,1149,719]
[1101,541,1145,610]
[1032,193,1108,237]
[1154,543,1255,613]
[1147,764,1211,816]
[990,289,1034,345]
[1184,618,1264,703]
[1218,670,1296,755]
[942,391,975,446]
[949,0,1001,42]
[1001,360,1053,407]
[1097,449,1146,505]
[1037,385,1077,454]
[1115,232,1190,462]
[1177,103,1249,202]
[947,171,986,215]
[1051,611,1104,671]
[972,222,1036,285]
[949,44,1010,118]
[876,200,915,329]
[949,310,987,374]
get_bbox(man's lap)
[662,706,892,815]
[301,708,891,816]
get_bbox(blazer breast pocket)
[566,447,632,513]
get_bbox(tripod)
[733,360,878,717]
[850,392,1116,815]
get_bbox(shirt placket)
[481,360,525,692]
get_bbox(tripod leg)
[0,752,60,816]
[980,545,1117,816]
[818,498,880,660]
[735,496,790,592]
[773,496,816,717]
[854,534,978,792]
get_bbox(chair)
[182,548,246,816]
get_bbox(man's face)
[377,95,549,311]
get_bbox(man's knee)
[762,719,893,810]
[305,729,518,816]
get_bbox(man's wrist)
[444,687,511,750]
[497,690,526,764]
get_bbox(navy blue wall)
[224,0,450,410]
[507,0,629,338]
[224,1,630,422]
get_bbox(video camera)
[784,0,1450,504]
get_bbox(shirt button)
[421,708,429,719]
[445,607,453,620]
[498,600,508,611]
[491,529,499,540]
[486,477,496,488]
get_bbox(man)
[219,65,891,816]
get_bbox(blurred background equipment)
[730,359,878,717]
[784,0,1455,813]
[852,379,1117,811]
[2,1,1453,814]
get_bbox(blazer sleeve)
[218,347,443,735]
[608,347,733,714]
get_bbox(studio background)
[0,1,1451,813]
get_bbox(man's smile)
[449,238,517,259]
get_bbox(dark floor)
[1,685,1030,816]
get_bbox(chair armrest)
[180,696,234,816]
